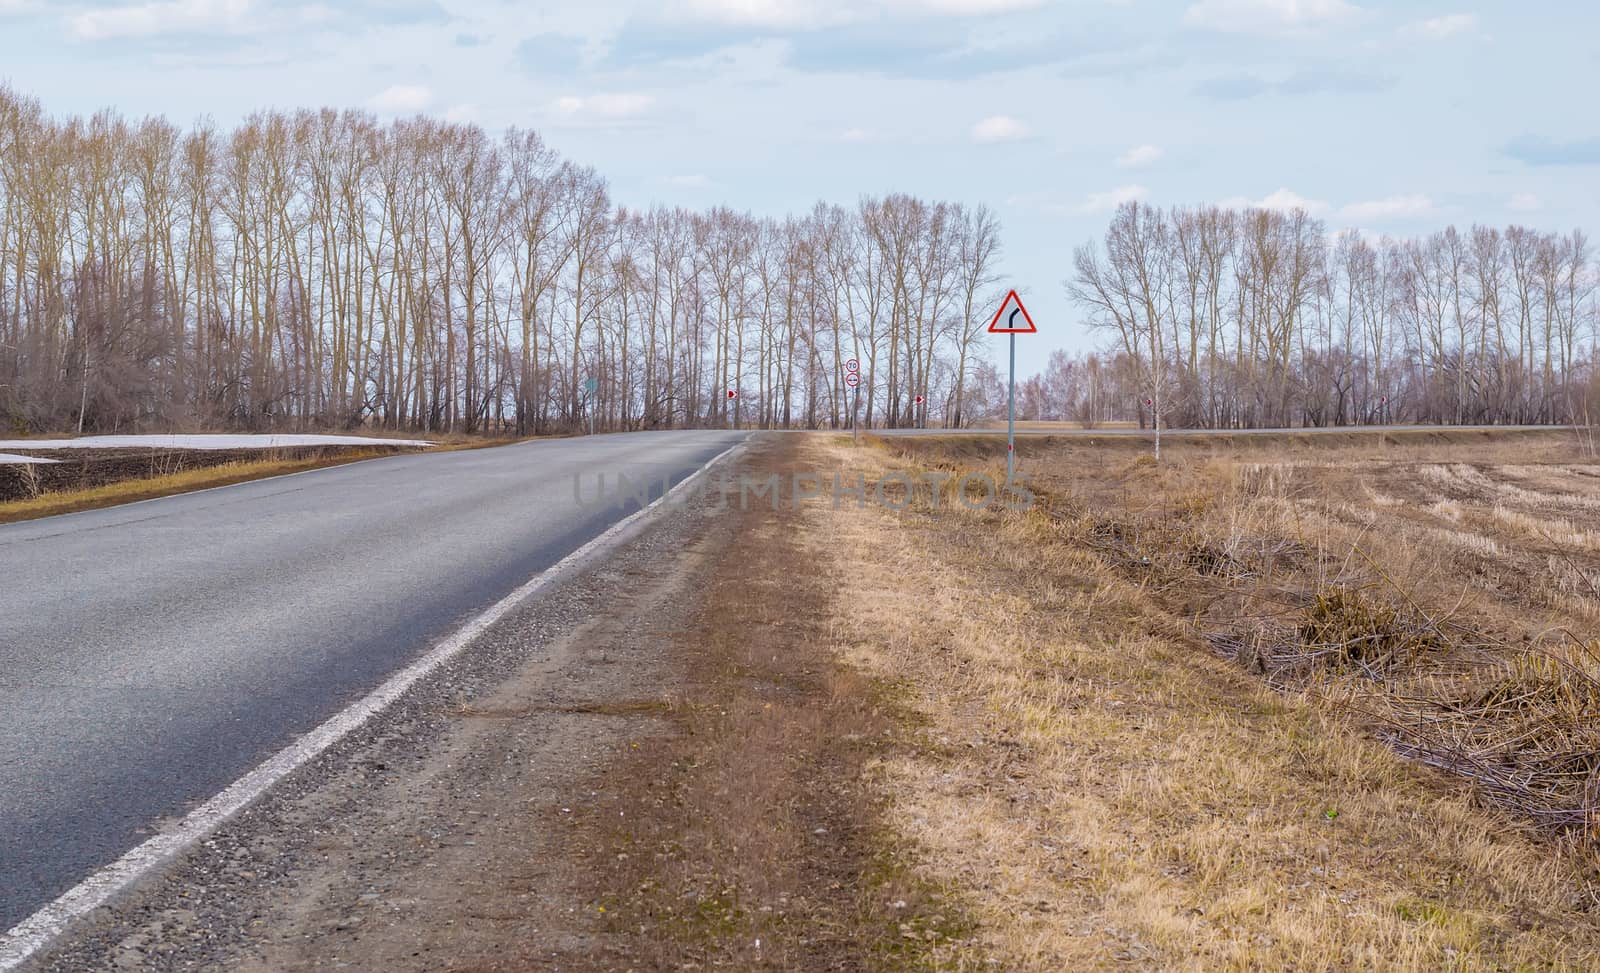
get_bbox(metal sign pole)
[1007,331,1016,486]
[844,357,862,445]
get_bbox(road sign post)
[583,376,598,435]
[987,290,1037,486]
[845,357,861,444]
[845,366,862,444]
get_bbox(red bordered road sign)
[845,372,861,389]
[987,289,1038,334]
[845,357,860,373]
[726,389,738,399]
[914,394,925,404]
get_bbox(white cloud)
[1117,144,1163,168]
[1405,13,1477,38]
[888,0,1045,13]
[1218,190,1434,222]
[1508,192,1542,212]
[556,93,656,119]
[839,127,874,142]
[67,0,253,39]
[1078,184,1149,213]
[1338,194,1433,223]
[1220,188,1331,214]
[1184,0,1361,35]
[671,0,855,29]
[368,85,434,114]
[669,0,1042,28]
[972,115,1029,142]
[663,173,712,188]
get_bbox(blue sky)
[1,0,1596,375]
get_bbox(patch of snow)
[0,453,60,465]
[0,434,433,451]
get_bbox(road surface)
[0,430,742,933]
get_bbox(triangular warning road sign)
[987,289,1037,334]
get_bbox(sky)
[1,0,1597,376]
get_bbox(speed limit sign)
[845,358,859,374]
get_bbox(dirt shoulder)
[560,437,971,971]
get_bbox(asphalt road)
[0,430,743,932]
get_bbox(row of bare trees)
[0,89,1007,435]
[1069,202,1600,428]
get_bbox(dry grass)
[804,431,1600,970]
[996,435,1600,838]
[0,450,389,524]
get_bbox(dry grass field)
[910,429,1600,835]
[800,428,1600,969]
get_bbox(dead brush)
[1206,583,1450,684]
[17,461,41,499]
[1296,586,1446,677]
[1236,461,1294,499]
[1071,513,1211,592]
[1378,642,1600,833]
[979,436,1600,852]
[1182,540,1246,578]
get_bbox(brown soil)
[560,438,970,971]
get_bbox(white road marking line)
[0,438,745,971]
